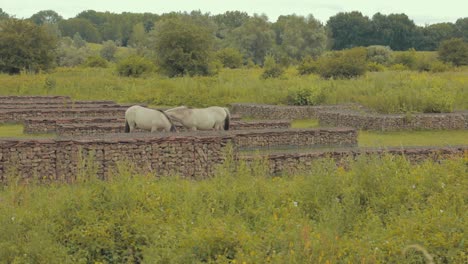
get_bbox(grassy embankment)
[0,155,466,263]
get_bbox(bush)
[100,40,118,62]
[317,47,367,79]
[84,56,108,68]
[393,49,417,69]
[286,87,326,106]
[297,56,319,75]
[429,61,451,72]
[57,39,94,67]
[366,45,392,65]
[367,62,385,72]
[116,55,155,77]
[261,54,284,79]
[216,48,243,69]
[438,38,468,66]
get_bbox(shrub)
[116,55,155,77]
[100,40,118,62]
[429,61,451,72]
[57,39,94,67]
[366,45,392,65]
[367,62,385,72]
[261,54,284,79]
[216,48,243,69]
[297,56,319,75]
[84,56,108,68]
[438,38,468,66]
[393,49,417,69]
[286,87,326,106]
[317,47,367,79]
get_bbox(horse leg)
[129,122,136,133]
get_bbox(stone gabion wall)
[230,103,468,131]
[24,117,125,133]
[0,95,71,102]
[318,110,468,130]
[232,128,357,149]
[230,103,363,120]
[241,146,468,175]
[0,103,125,110]
[54,120,291,136]
[0,108,126,123]
[0,133,234,181]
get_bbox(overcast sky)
[1,0,467,25]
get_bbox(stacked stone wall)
[230,103,363,120]
[241,146,468,175]
[231,103,467,130]
[0,108,126,123]
[0,133,233,181]
[54,120,290,136]
[318,110,468,130]
[232,128,357,149]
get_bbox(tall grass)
[0,155,466,263]
[0,67,466,113]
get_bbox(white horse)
[165,106,231,131]
[125,105,176,133]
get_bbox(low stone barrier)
[0,103,127,110]
[241,146,468,175]
[24,115,243,134]
[0,133,233,181]
[0,95,70,101]
[0,133,464,181]
[54,120,291,136]
[230,103,468,131]
[0,108,126,123]
[24,117,125,133]
[318,110,468,130]
[232,128,357,149]
[230,103,363,120]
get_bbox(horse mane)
[156,109,177,131]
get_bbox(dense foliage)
[438,38,468,66]
[150,16,216,77]
[0,155,466,263]
[0,19,57,73]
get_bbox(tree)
[213,11,249,39]
[30,10,63,25]
[150,16,216,77]
[128,23,147,48]
[438,38,468,66]
[455,18,468,41]
[273,14,327,61]
[371,13,418,50]
[0,8,10,20]
[0,19,57,73]
[58,18,101,43]
[417,23,458,50]
[215,48,243,68]
[327,11,372,50]
[228,14,275,65]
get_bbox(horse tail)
[223,107,230,130]
[158,109,177,132]
[125,120,130,133]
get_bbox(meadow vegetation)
[0,155,466,263]
[0,66,466,114]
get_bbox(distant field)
[0,124,54,138]
[0,67,466,113]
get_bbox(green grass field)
[0,66,466,263]
[0,156,466,263]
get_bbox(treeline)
[0,8,467,76]
[2,8,467,52]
